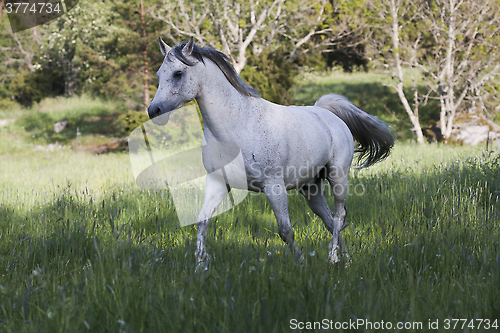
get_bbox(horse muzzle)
[148,103,172,126]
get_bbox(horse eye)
[173,71,183,79]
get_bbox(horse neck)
[195,61,257,140]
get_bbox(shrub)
[9,69,64,107]
[113,110,150,137]
[240,49,297,105]
[0,99,18,110]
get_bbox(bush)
[0,99,18,110]
[9,69,64,107]
[240,49,298,105]
[113,110,150,137]
[0,81,17,110]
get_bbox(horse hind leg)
[325,160,351,263]
[299,176,350,263]
[299,177,332,231]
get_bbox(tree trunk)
[441,0,456,139]
[140,0,150,112]
[64,59,78,96]
[389,0,425,144]
[396,87,426,144]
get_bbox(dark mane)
[171,41,260,98]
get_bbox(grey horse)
[148,37,394,268]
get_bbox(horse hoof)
[195,258,210,272]
[328,255,351,267]
[328,254,340,265]
[195,263,209,272]
[195,253,211,271]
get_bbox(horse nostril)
[148,106,161,118]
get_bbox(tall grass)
[1,143,499,332]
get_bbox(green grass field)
[1,84,500,331]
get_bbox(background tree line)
[1,0,499,143]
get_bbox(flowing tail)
[315,94,394,168]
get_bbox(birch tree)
[0,18,41,74]
[151,0,286,73]
[151,0,371,74]
[416,0,500,139]
[372,0,426,143]
[373,0,500,142]
[286,0,372,63]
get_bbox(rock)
[451,113,500,146]
[454,125,490,145]
[53,121,70,133]
[0,119,13,127]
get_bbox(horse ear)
[183,37,194,56]
[159,37,171,56]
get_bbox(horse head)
[148,37,200,126]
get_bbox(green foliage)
[241,49,298,105]
[0,99,18,110]
[30,0,165,109]
[8,69,64,107]
[113,110,150,136]
[41,0,118,96]
[0,82,19,110]
[308,0,370,71]
[92,0,165,107]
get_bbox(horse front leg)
[196,173,229,270]
[263,180,302,260]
